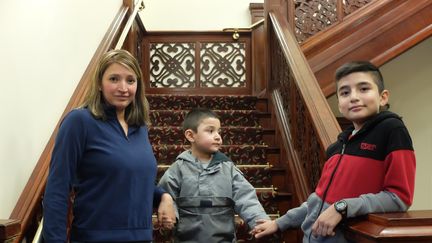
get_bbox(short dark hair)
[183,108,219,132]
[335,61,385,93]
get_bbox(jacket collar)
[338,111,402,143]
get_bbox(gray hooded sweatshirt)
[158,150,270,243]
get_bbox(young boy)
[158,108,270,242]
[251,61,416,242]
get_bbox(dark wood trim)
[142,32,252,95]
[345,210,432,242]
[301,0,432,97]
[0,219,20,242]
[371,20,432,66]
[271,90,310,202]
[249,3,266,96]
[268,12,340,150]
[9,5,130,242]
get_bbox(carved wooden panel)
[270,29,326,190]
[290,0,374,43]
[144,34,250,93]
[200,42,247,88]
[294,0,338,42]
[149,43,196,88]
[343,0,372,15]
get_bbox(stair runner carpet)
[148,94,282,242]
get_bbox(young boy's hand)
[311,204,342,237]
[157,193,176,230]
[250,219,278,239]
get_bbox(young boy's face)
[186,117,222,158]
[337,72,389,130]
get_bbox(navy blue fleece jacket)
[43,107,164,242]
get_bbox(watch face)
[336,200,347,211]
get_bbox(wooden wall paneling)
[142,32,252,95]
[301,0,432,97]
[249,3,266,96]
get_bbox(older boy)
[158,108,270,242]
[252,61,416,242]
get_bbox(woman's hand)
[157,193,176,230]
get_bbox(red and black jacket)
[315,111,416,206]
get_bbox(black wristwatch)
[334,200,348,219]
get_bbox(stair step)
[153,145,279,165]
[147,94,259,110]
[150,110,270,127]
[149,126,268,145]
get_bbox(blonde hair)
[81,49,150,126]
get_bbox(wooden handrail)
[115,0,144,50]
[269,12,340,148]
[0,219,20,243]
[7,1,148,241]
[266,10,341,201]
[301,0,432,97]
[345,210,432,242]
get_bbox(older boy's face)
[337,72,389,130]
[189,117,222,156]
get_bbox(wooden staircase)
[146,94,293,242]
[2,0,432,242]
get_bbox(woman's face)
[100,63,137,112]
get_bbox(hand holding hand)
[157,193,176,230]
[250,219,278,239]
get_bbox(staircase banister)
[345,210,432,242]
[302,0,432,97]
[0,219,20,243]
[8,3,134,241]
[300,0,395,55]
[268,11,341,151]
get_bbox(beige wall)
[327,37,432,210]
[0,0,122,218]
[140,0,264,30]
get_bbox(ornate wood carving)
[294,0,338,42]
[147,40,248,89]
[343,0,372,15]
[302,0,432,97]
[279,0,373,43]
[267,10,341,201]
[149,43,196,88]
[201,42,247,88]
[270,32,326,190]
[143,32,252,95]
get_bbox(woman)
[43,49,175,242]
